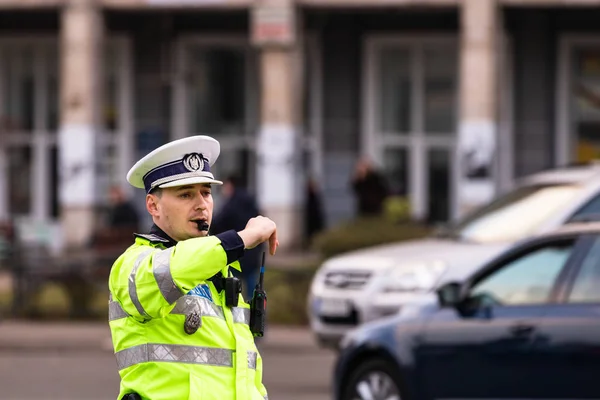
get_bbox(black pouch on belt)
[224,276,242,308]
[121,394,142,400]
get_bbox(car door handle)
[509,323,535,337]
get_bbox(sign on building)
[251,2,296,47]
[146,0,225,4]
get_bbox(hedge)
[310,216,432,259]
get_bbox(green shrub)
[383,195,412,223]
[263,269,313,326]
[311,216,432,259]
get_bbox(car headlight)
[382,261,446,293]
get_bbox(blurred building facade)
[0,0,599,250]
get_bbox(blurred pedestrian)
[108,135,278,400]
[350,157,389,217]
[304,177,325,247]
[211,175,263,300]
[89,186,140,293]
[91,185,139,255]
[106,185,140,231]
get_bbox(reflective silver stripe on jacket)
[232,307,250,325]
[128,249,154,318]
[153,247,182,305]
[109,294,250,326]
[169,297,249,325]
[171,296,224,319]
[108,293,129,321]
[115,343,235,370]
[247,350,258,370]
[108,300,129,321]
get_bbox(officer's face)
[147,183,214,241]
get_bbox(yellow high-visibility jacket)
[108,231,268,400]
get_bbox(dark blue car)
[334,222,600,400]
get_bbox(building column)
[457,0,500,217]
[252,0,304,251]
[59,0,104,249]
[0,148,7,221]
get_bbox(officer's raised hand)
[238,216,278,255]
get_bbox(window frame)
[0,35,133,220]
[173,34,258,191]
[363,34,458,222]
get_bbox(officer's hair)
[150,188,163,198]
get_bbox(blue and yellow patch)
[187,284,213,302]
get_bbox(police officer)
[108,135,277,400]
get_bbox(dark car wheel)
[341,358,404,400]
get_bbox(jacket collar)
[149,224,177,248]
[133,224,177,248]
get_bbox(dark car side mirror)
[436,281,465,308]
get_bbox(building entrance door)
[364,36,458,222]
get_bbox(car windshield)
[442,183,582,243]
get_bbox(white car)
[308,162,600,349]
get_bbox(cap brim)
[158,176,223,189]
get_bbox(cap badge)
[183,153,204,172]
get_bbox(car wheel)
[342,358,404,400]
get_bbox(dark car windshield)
[441,183,581,243]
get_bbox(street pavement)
[0,321,336,400]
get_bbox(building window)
[0,38,132,221]
[2,45,35,133]
[8,147,32,215]
[571,48,600,162]
[188,48,245,136]
[180,38,258,191]
[424,46,456,134]
[367,37,457,222]
[98,38,133,207]
[0,40,58,222]
[379,47,412,134]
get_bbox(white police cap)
[127,135,223,193]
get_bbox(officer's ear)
[146,192,160,217]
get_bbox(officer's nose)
[194,193,207,211]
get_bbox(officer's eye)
[179,192,192,199]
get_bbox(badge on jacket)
[184,311,201,334]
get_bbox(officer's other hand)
[238,216,279,255]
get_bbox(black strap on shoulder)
[121,394,141,400]
[133,233,171,244]
[208,272,224,292]
[133,224,177,248]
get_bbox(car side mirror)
[436,281,465,308]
